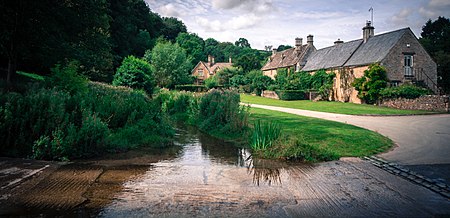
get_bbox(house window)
[198,69,203,76]
[390,80,401,87]
[404,55,413,77]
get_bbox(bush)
[252,74,274,96]
[380,84,432,99]
[275,90,306,100]
[46,60,88,95]
[204,75,219,89]
[352,64,388,104]
[251,120,281,151]
[267,137,339,162]
[311,70,335,99]
[175,84,207,92]
[197,89,248,137]
[0,81,173,160]
[112,56,155,94]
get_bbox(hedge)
[175,84,207,92]
[275,90,306,100]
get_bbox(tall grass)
[250,120,281,151]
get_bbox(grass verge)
[249,107,393,160]
[241,94,433,115]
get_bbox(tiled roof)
[261,45,315,71]
[302,28,410,71]
[192,61,233,74]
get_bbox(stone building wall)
[380,95,449,112]
[381,30,438,92]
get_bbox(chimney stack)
[295,37,303,47]
[272,48,277,55]
[362,21,374,43]
[229,57,232,63]
[307,35,314,46]
[334,38,344,45]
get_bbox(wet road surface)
[1,127,449,217]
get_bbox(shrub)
[275,90,306,100]
[311,70,335,99]
[197,89,248,137]
[112,56,155,94]
[267,137,339,162]
[380,84,432,99]
[46,60,88,95]
[204,75,219,89]
[352,64,388,104]
[252,74,274,96]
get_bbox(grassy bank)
[249,107,393,160]
[241,94,432,115]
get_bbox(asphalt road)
[247,104,450,166]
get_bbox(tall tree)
[204,38,224,62]
[235,38,251,48]
[146,41,192,88]
[161,17,187,42]
[176,33,205,66]
[419,16,450,93]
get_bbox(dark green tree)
[419,16,450,93]
[235,38,251,48]
[204,38,224,62]
[277,45,293,51]
[176,33,206,66]
[161,17,187,42]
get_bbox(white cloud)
[391,8,413,26]
[195,14,262,32]
[419,0,450,19]
[211,0,276,13]
[157,3,181,17]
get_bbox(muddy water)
[99,126,315,217]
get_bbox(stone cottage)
[261,35,316,79]
[191,55,233,84]
[262,22,438,103]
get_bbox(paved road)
[247,104,450,166]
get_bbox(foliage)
[380,84,432,99]
[250,120,281,151]
[419,16,450,94]
[229,75,249,88]
[176,32,206,66]
[352,64,388,104]
[275,90,306,100]
[198,89,248,136]
[252,74,274,96]
[157,90,199,122]
[311,70,335,99]
[46,60,88,95]
[216,67,242,87]
[175,84,207,92]
[161,17,187,42]
[112,56,154,94]
[0,81,173,160]
[266,137,339,162]
[146,41,193,88]
[277,45,293,52]
[204,75,219,89]
[275,69,311,90]
[235,38,251,48]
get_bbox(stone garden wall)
[380,95,449,112]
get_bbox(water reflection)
[247,158,283,186]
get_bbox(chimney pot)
[229,57,232,63]
[272,48,277,55]
[307,35,314,46]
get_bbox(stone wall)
[261,90,279,99]
[380,95,449,112]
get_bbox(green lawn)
[241,94,433,115]
[249,107,393,157]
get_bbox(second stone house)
[261,22,439,103]
[191,55,233,84]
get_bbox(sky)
[146,0,450,50]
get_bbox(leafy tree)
[108,0,164,67]
[235,38,251,48]
[216,67,242,87]
[161,17,187,42]
[146,41,192,88]
[277,45,293,52]
[230,75,249,88]
[113,56,154,94]
[204,38,224,62]
[352,64,388,104]
[419,16,450,93]
[176,33,206,66]
[234,51,263,73]
[46,60,88,95]
[252,75,274,96]
[204,75,219,89]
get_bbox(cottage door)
[404,55,413,77]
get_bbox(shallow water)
[99,126,315,217]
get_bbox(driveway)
[247,104,450,183]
